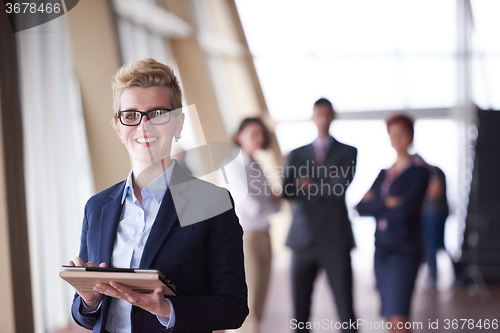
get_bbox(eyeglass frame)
[116,108,179,126]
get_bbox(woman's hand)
[67,257,107,311]
[426,176,444,200]
[93,282,171,318]
[361,190,375,202]
[298,177,311,187]
[385,195,403,208]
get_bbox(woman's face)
[388,123,412,154]
[238,122,265,154]
[116,86,184,167]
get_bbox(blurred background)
[0,0,499,332]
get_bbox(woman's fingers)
[66,257,107,309]
[110,282,140,304]
[153,286,163,296]
[72,257,84,266]
[93,282,169,317]
[85,261,97,268]
[93,284,113,297]
[71,256,107,268]
[94,282,135,303]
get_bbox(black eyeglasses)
[117,109,175,126]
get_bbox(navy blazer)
[356,165,429,249]
[282,137,357,250]
[71,163,248,333]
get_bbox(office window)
[236,0,457,120]
[16,17,94,332]
[471,0,500,110]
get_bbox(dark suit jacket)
[283,137,357,251]
[356,165,429,249]
[71,163,248,333]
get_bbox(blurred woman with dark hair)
[233,117,280,333]
[356,114,429,333]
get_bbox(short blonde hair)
[112,58,182,126]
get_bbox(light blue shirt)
[104,161,176,332]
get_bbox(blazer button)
[135,312,144,321]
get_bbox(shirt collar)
[121,160,176,204]
[241,151,253,165]
[313,135,333,149]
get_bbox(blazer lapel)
[139,188,178,269]
[98,183,125,266]
[305,143,315,165]
[139,163,189,269]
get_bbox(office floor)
[257,249,500,333]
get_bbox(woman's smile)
[135,136,158,144]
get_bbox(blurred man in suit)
[283,98,357,333]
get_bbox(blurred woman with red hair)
[356,114,429,333]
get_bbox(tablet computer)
[60,266,176,296]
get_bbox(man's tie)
[314,142,326,165]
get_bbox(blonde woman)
[68,59,248,333]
